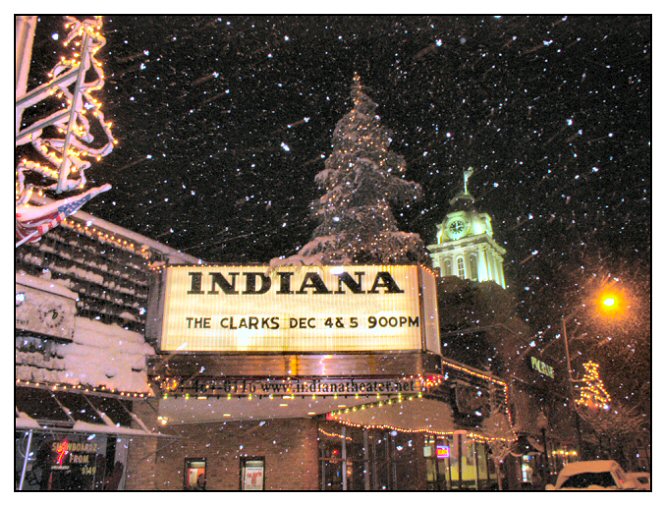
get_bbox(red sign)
[241,459,265,490]
[436,445,450,459]
[55,440,69,465]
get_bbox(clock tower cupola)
[427,168,506,288]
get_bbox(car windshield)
[561,472,616,488]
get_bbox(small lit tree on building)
[272,73,427,266]
[575,361,611,411]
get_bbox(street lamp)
[594,288,627,321]
[559,284,629,459]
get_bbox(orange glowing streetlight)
[602,296,617,308]
[593,286,629,322]
[559,281,632,457]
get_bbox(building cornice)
[427,235,507,256]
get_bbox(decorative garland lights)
[575,361,611,410]
[440,358,516,430]
[153,364,516,444]
[16,378,150,399]
[551,449,578,457]
[323,360,518,444]
[155,374,443,400]
[327,411,515,444]
[318,428,352,441]
[60,217,152,260]
[326,392,515,444]
[16,16,116,200]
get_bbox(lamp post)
[561,315,585,459]
[560,289,623,460]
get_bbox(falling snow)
[21,15,651,337]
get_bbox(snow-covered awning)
[15,410,41,430]
[15,389,169,438]
[71,420,169,437]
[15,413,168,437]
[329,398,457,435]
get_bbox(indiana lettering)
[186,270,405,295]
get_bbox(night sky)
[24,15,651,333]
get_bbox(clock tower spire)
[427,168,506,288]
[463,167,473,195]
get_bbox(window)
[444,259,452,276]
[469,255,478,281]
[521,455,534,483]
[183,458,206,490]
[240,457,265,491]
[457,257,465,278]
[15,430,112,491]
[424,436,452,491]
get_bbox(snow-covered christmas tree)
[273,73,427,266]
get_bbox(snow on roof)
[16,271,77,300]
[15,410,42,429]
[71,420,156,437]
[32,194,201,265]
[53,316,155,393]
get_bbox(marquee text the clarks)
[186,270,405,295]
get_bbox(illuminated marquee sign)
[159,265,440,353]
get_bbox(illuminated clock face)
[447,219,467,240]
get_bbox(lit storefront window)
[240,457,265,491]
[15,431,117,491]
[521,455,535,484]
[424,435,452,490]
[183,458,206,490]
[321,424,500,491]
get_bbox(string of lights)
[16,16,116,200]
[551,449,578,457]
[440,358,515,431]
[327,410,515,444]
[575,360,611,410]
[318,428,352,441]
[155,374,442,399]
[16,378,150,399]
[61,217,153,260]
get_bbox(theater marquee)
[158,265,440,354]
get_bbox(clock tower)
[427,168,506,288]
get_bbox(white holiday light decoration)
[16,16,115,204]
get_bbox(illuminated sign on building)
[54,440,69,465]
[159,265,440,354]
[436,445,451,459]
[50,439,99,474]
[530,356,555,379]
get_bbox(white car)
[545,460,639,490]
[628,472,651,490]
